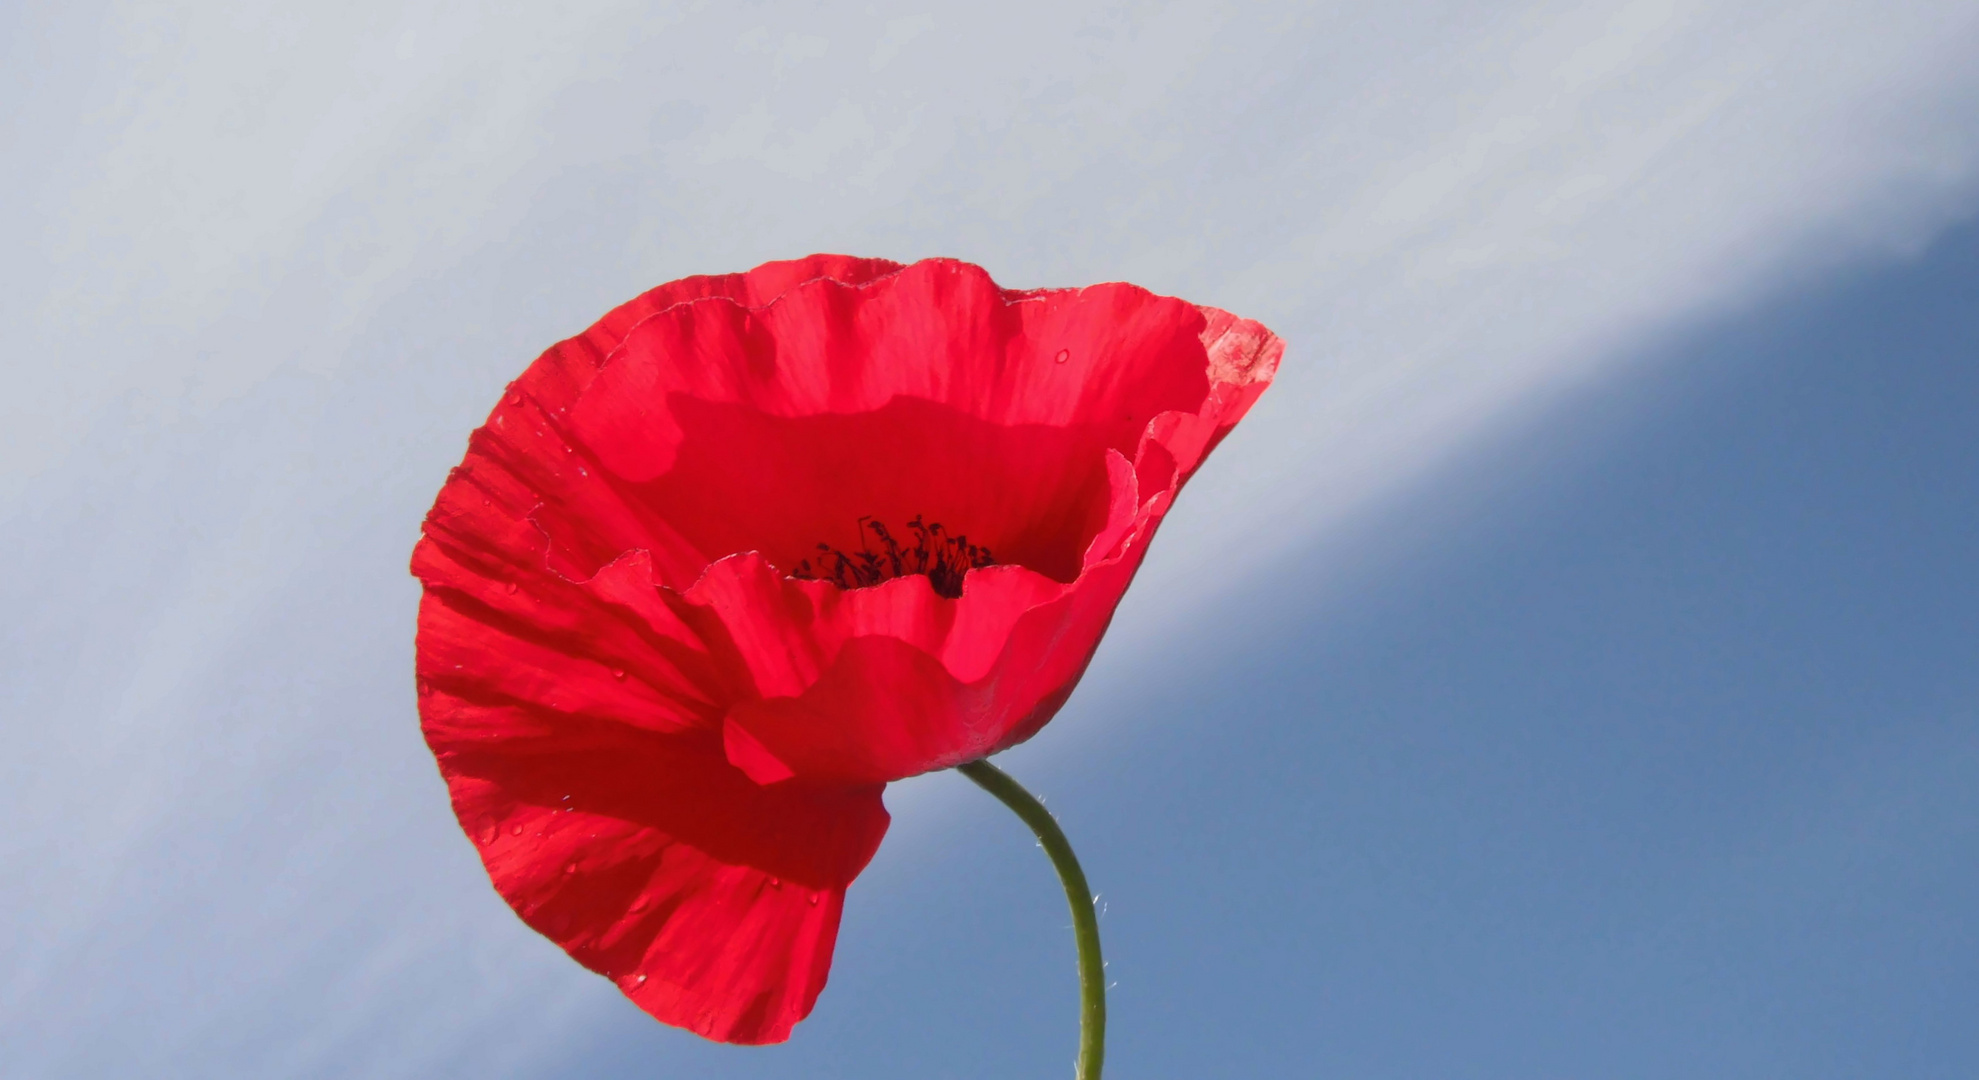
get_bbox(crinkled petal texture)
[412,255,1281,1043]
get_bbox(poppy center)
[790,516,995,598]
[613,395,1117,588]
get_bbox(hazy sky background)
[3,2,1976,1077]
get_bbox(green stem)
[957,758,1106,1080]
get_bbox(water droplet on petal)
[610,668,626,680]
[635,973,648,984]
[511,824,524,836]
[769,877,781,889]
[629,898,649,913]
[564,862,577,875]
[416,678,432,695]
[507,388,524,406]
[505,582,518,594]
[807,892,820,906]
[481,826,498,843]
[1054,349,1070,364]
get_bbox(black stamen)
[789,515,996,598]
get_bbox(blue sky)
[3,3,1978,1078]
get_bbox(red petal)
[414,543,722,735]
[425,681,887,1044]
[558,261,1213,582]
[686,455,1147,785]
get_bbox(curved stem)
[957,758,1105,1080]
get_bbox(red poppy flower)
[412,255,1281,1044]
